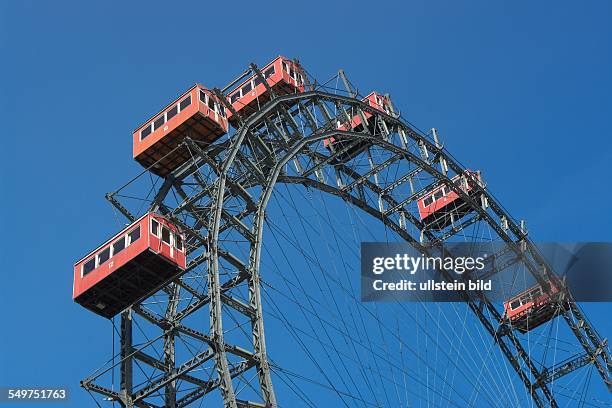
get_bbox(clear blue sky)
[1,0,611,406]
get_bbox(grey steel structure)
[81,60,611,407]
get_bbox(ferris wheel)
[74,56,611,407]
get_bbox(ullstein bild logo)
[361,242,612,302]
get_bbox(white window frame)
[178,95,191,112]
[110,235,126,257]
[151,218,160,237]
[127,225,141,246]
[241,81,253,98]
[172,231,184,253]
[81,256,97,277]
[166,103,178,122]
[96,246,111,268]
[264,65,275,78]
[161,226,172,246]
[203,91,221,116]
[153,113,166,132]
[140,123,153,141]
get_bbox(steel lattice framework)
[81,61,611,407]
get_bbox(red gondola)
[503,280,568,333]
[226,56,305,126]
[73,213,186,318]
[417,170,484,230]
[133,84,228,178]
[323,92,393,161]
